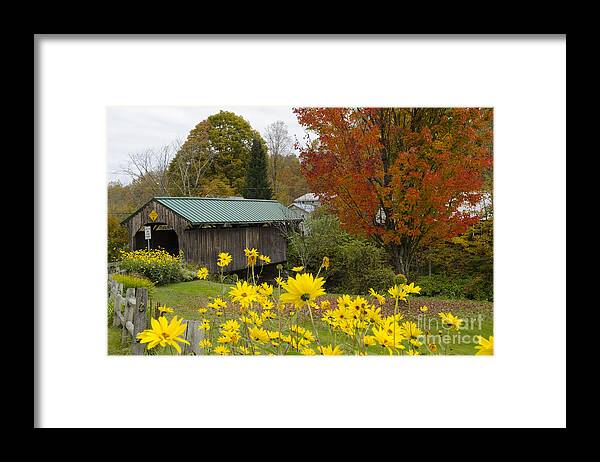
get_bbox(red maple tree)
[293,107,493,276]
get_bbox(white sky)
[106,106,310,184]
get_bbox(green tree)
[243,138,272,199]
[107,181,135,261]
[107,181,136,215]
[108,215,130,261]
[168,111,265,196]
[418,216,493,300]
[272,154,310,205]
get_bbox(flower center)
[301,293,311,301]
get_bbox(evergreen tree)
[243,138,273,199]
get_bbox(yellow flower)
[350,296,369,312]
[439,312,463,330]
[244,248,259,266]
[198,307,208,314]
[400,321,423,342]
[259,254,271,264]
[218,330,241,344]
[336,295,353,310]
[261,309,276,320]
[217,252,232,267]
[213,346,230,355]
[228,281,258,309]
[320,300,331,310]
[419,306,428,312]
[199,339,212,349]
[291,266,304,272]
[197,267,209,280]
[290,325,315,343]
[274,276,284,286]
[238,346,251,355]
[401,282,421,294]
[239,314,254,325]
[301,348,316,355]
[322,256,330,270]
[365,306,383,325]
[221,319,240,332]
[257,283,274,297]
[317,344,343,355]
[428,343,438,353]
[198,319,211,331]
[267,330,281,341]
[248,326,270,343]
[158,305,174,314]
[372,325,405,350]
[280,273,326,309]
[474,335,494,355]
[387,285,408,301]
[136,316,190,354]
[363,335,376,347]
[368,288,386,305]
[407,349,420,356]
[208,297,228,310]
[258,297,274,310]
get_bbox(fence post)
[182,320,204,355]
[116,282,124,326]
[111,280,120,327]
[121,288,136,345]
[111,280,120,326]
[131,288,148,355]
[114,292,123,328]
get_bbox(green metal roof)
[153,197,303,225]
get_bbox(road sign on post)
[144,225,151,251]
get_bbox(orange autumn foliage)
[293,108,493,275]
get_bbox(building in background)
[288,193,320,220]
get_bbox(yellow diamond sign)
[148,210,158,222]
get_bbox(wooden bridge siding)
[124,200,190,251]
[181,226,287,272]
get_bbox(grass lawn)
[109,280,493,356]
[107,324,132,355]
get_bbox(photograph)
[107,107,494,356]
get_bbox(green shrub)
[418,218,493,300]
[221,273,239,285]
[181,267,197,282]
[119,248,187,285]
[415,274,493,301]
[288,213,397,294]
[111,273,155,296]
[393,273,408,286]
[462,274,493,301]
[326,240,396,294]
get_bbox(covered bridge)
[121,197,303,272]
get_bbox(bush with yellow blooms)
[119,248,188,285]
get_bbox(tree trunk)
[272,153,278,196]
[386,242,413,279]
